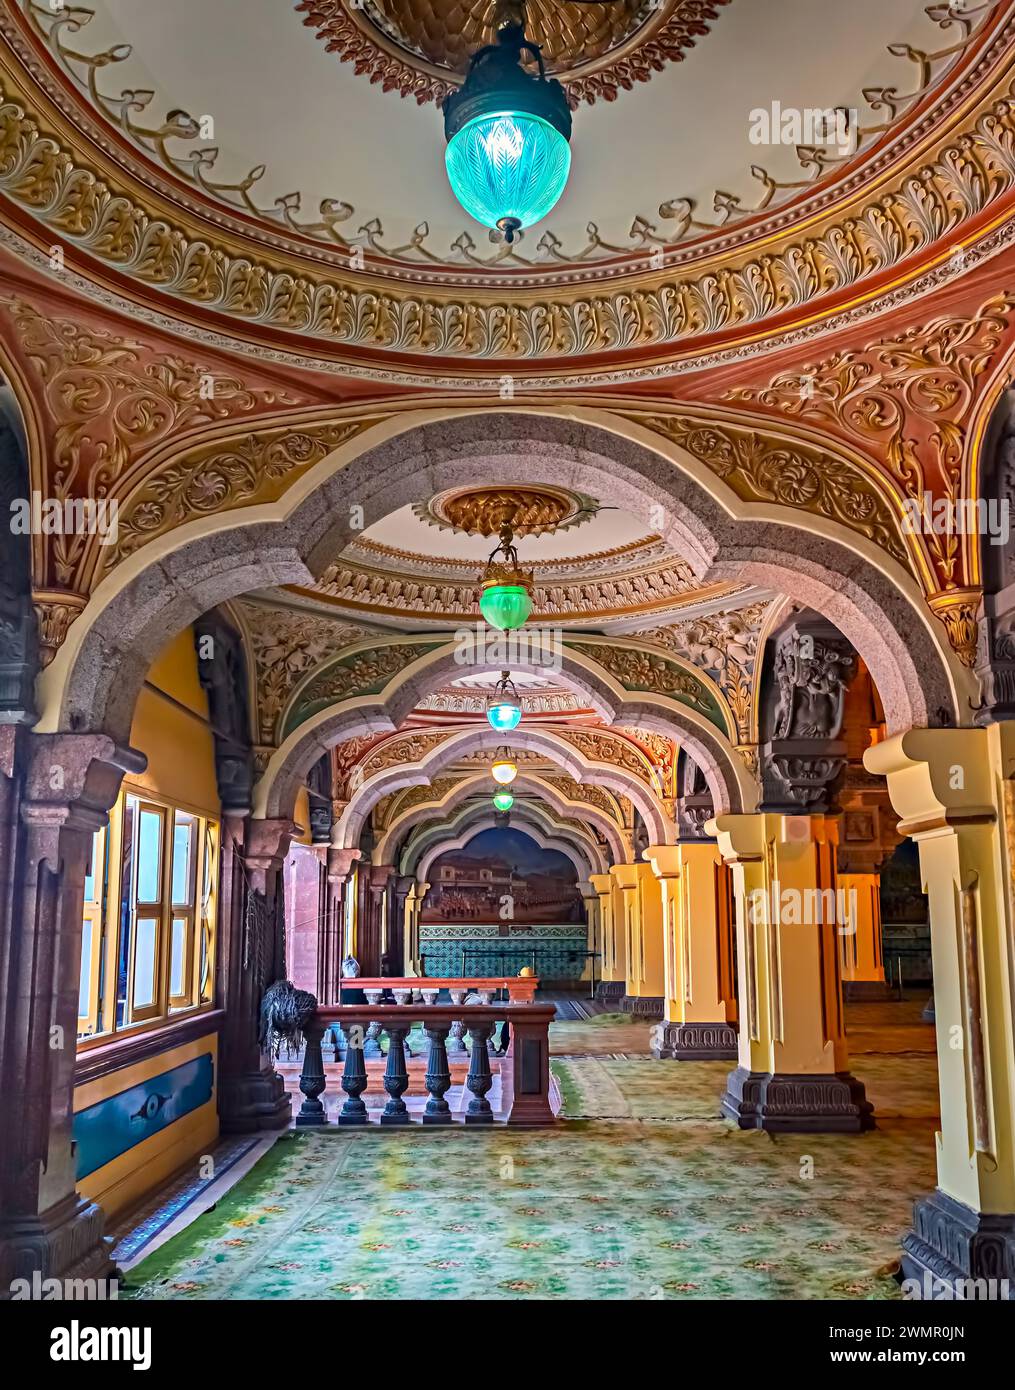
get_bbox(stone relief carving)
[285,642,440,732]
[631,415,906,565]
[761,617,858,813]
[0,296,301,590]
[729,291,1015,664]
[238,600,367,746]
[632,600,772,744]
[18,0,994,271]
[1,44,1012,353]
[772,633,855,741]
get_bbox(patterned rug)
[123,1118,935,1301]
[120,1001,941,1301]
[551,1053,941,1123]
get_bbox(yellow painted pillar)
[866,727,1015,1291]
[632,861,666,1007]
[578,881,599,983]
[610,864,641,1009]
[591,870,625,1004]
[709,812,873,1133]
[645,842,738,1059]
[837,871,886,985]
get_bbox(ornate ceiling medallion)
[414,485,596,537]
[296,0,728,107]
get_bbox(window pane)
[83,830,102,902]
[136,810,162,903]
[170,917,187,998]
[172,813,196,906]
[79,919,93,1020]
[116,799,136,1029]
[133,917,158,1008]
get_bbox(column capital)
[589,872,613,896]
[21,732,146,835]
[864,726,1002,833]
[244,817,300,874]
[610,863,640,891]
[708,813,765,864]
[327,846,361,883]
[644,844,682,878]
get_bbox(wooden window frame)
[78,787,220,1052]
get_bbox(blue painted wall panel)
[74,1052,214,1179]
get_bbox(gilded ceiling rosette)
[296,0,728,106]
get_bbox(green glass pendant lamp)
[479,517,534,632]
[443,14,572,243]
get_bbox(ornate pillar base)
[595,980,625,1004]
[901,1191,1015,1298]
[218,1068,291,1134]
[651,1020,737,1060]
[721,1065,874,1134]
[0,1194,115,1291]
[619,993,664,1016]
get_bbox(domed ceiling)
[287,483,762,628]
[13,0,986,270]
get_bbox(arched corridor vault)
[39,409,964,753]
[334,724,676,850]
[378,771,626,869]
[255,640,749,826]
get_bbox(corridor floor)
[121,999,939,1301]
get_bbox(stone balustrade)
[298,1002,557,1128]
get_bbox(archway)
[39,409,963,748]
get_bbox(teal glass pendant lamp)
[443,19,572,244]
[486,669,522,732]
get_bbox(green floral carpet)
[123,1010,940,1301]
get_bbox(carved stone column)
[866,727,1015,1295]
[390,873,413,975]
[645,841,738,1060]
[216,816,296,1134]
[0,729,144,1286]
[710,812,873,1133]
[317,847,358,1003]
[365,864,396,975]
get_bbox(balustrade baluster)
[423,1024,453,1125]
[338,1021,369,1125]
[381,1025,410,1125]
[296,1022,328,1127]
[465,1022,495,1124]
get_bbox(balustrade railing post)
[423,1024,453,1125]
[338,1020,369,1125]
[381,1025,410,1125]
[296,1022,328,1127]
[465,1022,495,1124]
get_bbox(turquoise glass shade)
[479,583,532,632]
[492,790,514,812]
[487,700,522,732]
[445,111,571,233]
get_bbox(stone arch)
[333,724,676,850]
[39,407,962,744]
[256,640,751,822]
[375,770,627,866]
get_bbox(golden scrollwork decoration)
[10,0,1003,271]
